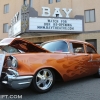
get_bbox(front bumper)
[1,70,33,90]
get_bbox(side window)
[42,41,68,52]
[69,43,84,53]
[86,45,96,54]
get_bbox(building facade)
[0,0,100,53]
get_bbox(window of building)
[85,39,97,50]
[84,9,95,23]
[4,4,9,14]
[56,0,60,2]
[49,0,53,4]
[3,23,8,33]
[29,0,33,7]
[23,0,27,5]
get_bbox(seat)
[75,47,83,53]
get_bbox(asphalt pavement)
[0,76,100,100]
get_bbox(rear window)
[86,45,96,54]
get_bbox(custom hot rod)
[0,38,100,93]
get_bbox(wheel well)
[34,67,63,81]
[49,68,63,81]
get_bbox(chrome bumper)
[1,70,33,90]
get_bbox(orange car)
[0,38,100,93]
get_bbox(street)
[0,76,100,100]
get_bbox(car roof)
[41,38,95,49]
[42,39,89,45]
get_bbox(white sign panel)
[29,17,83,32]
[0,54,5,77]
[13,20,21,35]
[9,20,21,37]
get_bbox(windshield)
[42,40,69,52]
[0,46,21,53]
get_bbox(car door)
[66,42,91,81]
[85,44,100,75]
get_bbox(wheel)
[97,68,100,77]
[31,68,55,93]
[95,68,100,78]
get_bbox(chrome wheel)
[36,69,53,90]
[32,68,55,93]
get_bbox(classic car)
[0,38,100,93]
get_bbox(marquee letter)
[42,7,50,16]
[62,8,72,18]
[52,8,62,17]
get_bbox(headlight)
[7,56,18,68]
[11,57,18,68]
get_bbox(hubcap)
[36,69,53,90]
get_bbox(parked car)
[0,38,100,93]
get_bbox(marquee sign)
[8,5,84,37]
[29,17,83,32]
[9,5,30,37]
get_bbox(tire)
[95,68,100,78]
[31,68,55,93]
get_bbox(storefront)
[1,0,100,53]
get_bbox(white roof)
[0,38,15,46]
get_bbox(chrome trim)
[2,72,33,90]
[18,82,31,85]
[7,75,33,80]
[53,51,70,54]
[88,60,100,62]
[7,69,19,76]
[2,81,7,84]
[88,60,99,62]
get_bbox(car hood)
[0,38,49,53]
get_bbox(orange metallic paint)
[14,52,100,82]
[2,38,100,82]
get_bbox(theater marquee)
[29,17,82,32]
[9,5,84,38]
